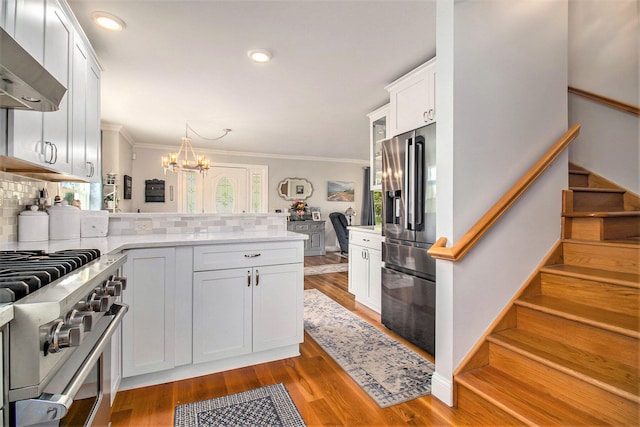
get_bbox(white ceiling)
[67,0,436,161]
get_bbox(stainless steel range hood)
[0,27,67,112]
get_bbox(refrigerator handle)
[415,139,424,228]
[405,137,414,230]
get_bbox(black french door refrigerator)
[381,123,436,355]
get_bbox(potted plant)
[104,193,116,209]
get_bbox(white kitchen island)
[0,214,307,391]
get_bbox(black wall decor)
[124,175,132,199]
[145,179,165,202]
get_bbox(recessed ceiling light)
[247,49,272,63]
[91,11,126,31]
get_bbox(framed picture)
[296,185,305,194]
[312,211,321,221]
[124,175,132,199]
[327,181,355,202]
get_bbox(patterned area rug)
[303,263,349,275]
[174,383,306,427]
[304,288,434,408]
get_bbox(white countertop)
[0,304,13,327]
[348,226,383,236]
[0,230,307,254]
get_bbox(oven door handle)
[15,303,129,427]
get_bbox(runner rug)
[304,288,435,408]
[174,383,306,427]
[303,263,349,275]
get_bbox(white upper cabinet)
[10,0,72,174]
[366,104,389,191]
[13,0,45,63]
[386,57,436,137]
[4,0,101,181]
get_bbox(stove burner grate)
[0,249,101,302]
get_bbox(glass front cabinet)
[367,104,389,191]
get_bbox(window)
[178,163,268,214]
[215,177,234,213]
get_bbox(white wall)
[433,0,568,406]
[568,0,639,193]
[129,145,365,250]
[101,124,134,212]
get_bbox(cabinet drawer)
[310,222,325,231]
[194,241,303,271]
[289,223,310,232]
[349,231,382,250]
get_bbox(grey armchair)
[329,212,349,256]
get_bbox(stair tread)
[490,329,640,401]
[516,295,640,338]
[569,169,590,176]
[457,366,610,425]
[570,187,626,194]
[563,211,640,218]
[540,264,640,289]
[563,238,640,249]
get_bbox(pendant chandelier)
[162,123,231,174]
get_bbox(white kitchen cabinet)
[193,263,303,364]
[9,0,73,174]
[386,57,436,137]
[121,247,177,377]
[366,104,389,191]
[5,0,100,180]
[13,0,44,62]
[348,229,383,313]
[192,242,304,365]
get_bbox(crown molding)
[101,122,136,147]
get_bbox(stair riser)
[454,383,521,425]
[563,241,639,274]
[572,191,625,212]
[540,273,640,317]
[565,217,640,240]
[569,173,589,188]
[516,307,639,370]
[489,344,637,425]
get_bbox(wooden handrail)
[428,124,581,262]
[568,86,640,116]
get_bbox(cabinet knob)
[247,270,251,287]
[255,269,260,286]
[423,111,428,122]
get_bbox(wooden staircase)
[454,164,640,425]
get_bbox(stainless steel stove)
[0,249,128,427]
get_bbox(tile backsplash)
[0,172,48,243]
[107,213,287,235]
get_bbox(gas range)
[0,249,129,426]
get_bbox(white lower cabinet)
[121,247,177,378]
[193,263,303,364]
[348,229,383,313]
[119,240,303,389]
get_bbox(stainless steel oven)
[0,250,128,427]
[13,303,127,427]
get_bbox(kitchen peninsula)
[1,212,307,392]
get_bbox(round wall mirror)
[278,178,313,200]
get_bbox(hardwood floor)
[110,265,495,426]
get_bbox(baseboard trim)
[431,372,453,407]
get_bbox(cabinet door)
[348,245,368,298]
[42,0,71,174]
[192,268,252,363]
[84,57,100,182]
[253,263,303,352]
[391,76,429,136]
[122,248,176,377]
[367,248,382,313]
[71,38,87,178]
[13,0,44,63]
